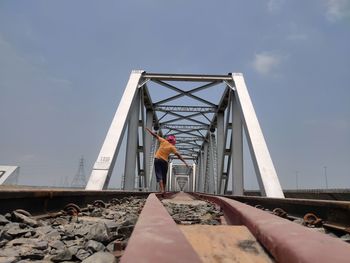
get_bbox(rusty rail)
[225,194,350,228]
[193,193,350,263]
[0,189,149,215]
[121,193,201,263]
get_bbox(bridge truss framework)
[86,71,284,198]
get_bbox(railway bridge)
[86,71,284,198]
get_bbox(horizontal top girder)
[175,136,204,140]
[160,124,209,130]
[143,72,232,82]
[154,105,217,113]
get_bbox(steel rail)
[121,193,201,263]
[224,194,350,228]
[192,193,350,263]
[244,188,350,201]
[0,189,149,215]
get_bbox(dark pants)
[154,158,168,185]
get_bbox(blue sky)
[0,0,349,189]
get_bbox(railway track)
[0,190,350,262]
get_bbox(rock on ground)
[82,252,116,263]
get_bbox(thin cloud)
[286,22,308,42]
[267,0,285,13]
[325,0,350,22]
[287,33,308,41]
[252,52,282,76]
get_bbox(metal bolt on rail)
[303,213,323,227]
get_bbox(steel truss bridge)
[86,71,284,198]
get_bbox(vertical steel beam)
[197,155,201,191]
[166,163,170,191]
[216,112,225,194]
[221,97,232,194]
[149,138,158,191]
[144,110,154,188]
[202,142,209,192]
[207,136,216,194]
[192,163,196,192]
[231,91,244,195]
[86,70,144,190]
[188,168,193,192]
[196,155,202,192]
[140,88,146,189]
[223,136,232,194]
[231,73,284,198]
[168,162,173,191]
[175,175,178,191]
[124,92,140,190]
[200,154,204,192]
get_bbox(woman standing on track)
[145,128,189,193]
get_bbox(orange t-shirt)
[155,137,177,161]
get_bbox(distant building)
[0,165,20,185]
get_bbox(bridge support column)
[196,158,201,192]
[124,92,140,190]
[203,142,209,193]
[197,152,204,192]
[144,110,154,189]
[231,91,244,195]
[217,112,225,194]
[208,133,218,194]
[168,162,173,191]
[192,163,196,192]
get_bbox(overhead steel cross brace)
[163,126,207,138]
[153,80,220,107]
[160,112,209,126]
[154,105,217,113]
